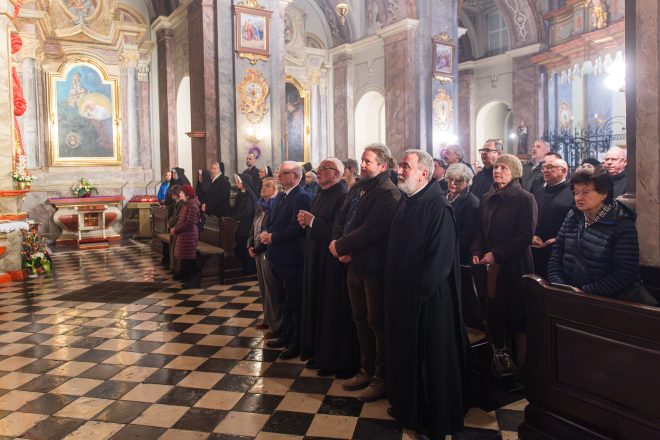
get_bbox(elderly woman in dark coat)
[170,184,201,288]
[232,173,258,274]
[471,154,538,375]
[445,163,479,265]
[548,169,653,305]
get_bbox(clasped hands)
[472,251,495,265]
[297,210,314,228]
[259,231,273,245]
[532,235,556,249]
[329,240,351,263]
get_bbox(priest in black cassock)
[385,149,469,439]
[298,158,359,376]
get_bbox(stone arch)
[492,0,543,48]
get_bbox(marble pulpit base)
[48,196,124,248]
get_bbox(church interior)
[0,0,659,438]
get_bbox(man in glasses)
[603,146,628,197]
[522,140,550,194]
[298,158,359,377]
[532,157,573,278]
[471,139,503,200]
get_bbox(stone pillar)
[17,33,42,168]
[319,77,329,158]
[381,19,420,160]
[120,47,141,168]
[0,1,15,190]
[268,0,290,169]
[332,51,354,160]
[512,55,545,155]
[155,25,178,177]
[634,0,660,266]
[310,70,321,165]
[216,0,236,175]
[458,68,475,163]
[188,0,219,174]
[137,61,152,170]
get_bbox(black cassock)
[300,181,360,372]
[385,181,469,438]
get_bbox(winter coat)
[448,189,480,265]
[548,201,640,297]
[173,198,201,260]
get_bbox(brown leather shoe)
[256,323,269,330]
[358,376,386,402]
[263,331,277,339]
[342,369,371,391]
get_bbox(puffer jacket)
[548,201,640,297]
[173,198,201,260]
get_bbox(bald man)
[532,157,574,278]
[603,146,628,197]
[522,140,550,194]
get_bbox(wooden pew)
[461,264,523,410]
[519,275,660,439]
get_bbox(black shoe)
[173,273,183,281]
[305,359,317,370]
[316,369,334,377]
[279,347,300,360]
[266,338,288,349]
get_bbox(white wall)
[476,100,510,159]
[355,90,386,160]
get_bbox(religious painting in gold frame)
[285,75,310,163]
[234,1,272,64]
[47,58,121,166]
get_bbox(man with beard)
[471,139,503,200]
[203,162,231,218]
[244,152,262,194]
[330,144,400,401]
[385,149,468,438]
[298,158,359,376]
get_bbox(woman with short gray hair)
[445,163,479,265]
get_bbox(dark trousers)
[347,267,386,379]
[271,267,303,351]
[180,259,199,282]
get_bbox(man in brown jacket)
[330,144,401,401]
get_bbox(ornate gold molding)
[238,68,270,124]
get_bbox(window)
[487,11,509,56]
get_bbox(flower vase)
[81,192,91,198]
[13,181,28,190]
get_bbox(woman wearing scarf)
[232,173,258,274]
[248,177,285,337]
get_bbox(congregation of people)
[155,137,653,439]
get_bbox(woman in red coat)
[170,184,201,288]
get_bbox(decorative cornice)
[152,0,192,33]
[376,18,419,39]
[329,18,419,57]
[458,43,545,71]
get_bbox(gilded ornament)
[433,88,453,132]
[238,68,270,124]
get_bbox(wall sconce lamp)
[335,3,349,25]
[246,126,269,145]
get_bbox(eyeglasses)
[446,178,466,184]
[478,149,499,154]
[542,165,558,171]
[316,166,338,173]
[279,170,295,176]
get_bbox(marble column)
[216,0,236,175]
[310,71,321,165]
[188,0,219,173]
[634,0,660,266]
[121,47,141,169]
[0,2,14,190]
[512,55,544,154]
[138,61,152,170]
[155,25,178,177]
[17,33,42,168]
[458,68,475,163]
[268,0,290,169]
[332,51,354,160]
[381,20,420,160]
[319,78,329,158]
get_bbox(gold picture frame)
[432,31,455,83]
[47,58,121,166]
[285,74,310,163]
[234,1,272,65]
[238,68,270,123]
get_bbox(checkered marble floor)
[0,243,525,439]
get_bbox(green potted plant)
[72,177,99,198]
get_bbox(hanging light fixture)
[335,3,349,25]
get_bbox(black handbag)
[616,283,659,307]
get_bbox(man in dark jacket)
[522,140,550,194]
[385,149,468,438]
[260,161,311,360]
[298,158,359,376]
[471,139,503,200]
[204,162,231,218]
[532,157,574,278]
[330,143,401,402]
[243,153,262,194]
[603,146,628,197]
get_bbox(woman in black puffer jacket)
[548,169,640,298]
